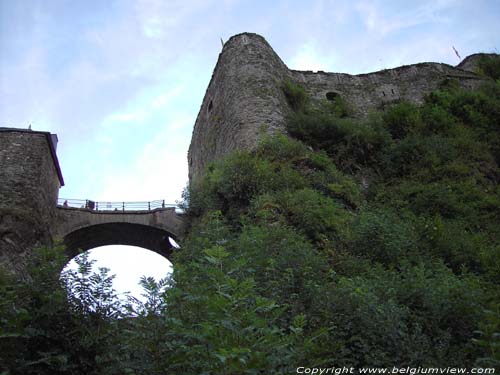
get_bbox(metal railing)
[57,198,176,212]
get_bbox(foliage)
[349,208,420,266]
[472,302,500,368]
[0,246,127,374]
[287,112,392,173]
[322,94,353,118]
[188,135,363,218]
[476,54,500,81]
[282,80,309,112]
[382,101,423,139]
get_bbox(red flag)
[452,46,461,60]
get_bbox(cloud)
[151,86,185,109]
[355,0,456,38]
[94,114,192,203]
[288,42,335,72]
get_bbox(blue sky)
[1,0,499,297]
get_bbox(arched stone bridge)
[53,200,187,261]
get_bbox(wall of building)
[0,128,63,277]
[188,33,490,185]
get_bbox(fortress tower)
[188,33,489,185]
[188,33,293,184]
[0,128,64,276]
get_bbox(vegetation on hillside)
[1,56,499,373]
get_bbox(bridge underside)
[63,222,174,261]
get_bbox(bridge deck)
[58,198,178,212]
[54,201,187,260]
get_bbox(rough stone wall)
[456,53,490,73]
[188,32,492,185]
[292,62,484,117]
[188,33,294,184]
[0,128,63,277]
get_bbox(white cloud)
[106,112,146,124]
[355,0,456,38]
[151,86,184,109]
[288,42,335,72]
[95,116,192,203]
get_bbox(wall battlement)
[188,32,492,185]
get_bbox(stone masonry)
[188,32,492,185]
[0,128,64,277]
[54,206,185,260]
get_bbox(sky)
[1,0,499,298]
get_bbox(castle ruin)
[188,33,489,185]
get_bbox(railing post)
[122,202,125,211]
[96,202,99,211]
[162,200,165,208]
[148,201,151,211]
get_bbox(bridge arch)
[62,222,176,260]
[53,205,187,261]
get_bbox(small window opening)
[326,92,340,101]
[208,100,213,112]
[391,89,395,94]
[382,91,386,97]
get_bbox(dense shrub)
[476,54,500,80]
[382,101,423,139]
[287,112,392,172]
[282,80,309,112]
[349,208,420,266]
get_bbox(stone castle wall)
[188,33,295,184]
[188,33,490,185]
[291,62,483,117]
[0,128,63,277]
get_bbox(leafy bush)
[283,80,309,112]
[188,152,277,218]
[318,95,354,118]
[0,246,127,375]
[382,101,423,139]
[287,112,392,172]
[476,54,500,80]
[349,208,420,266]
